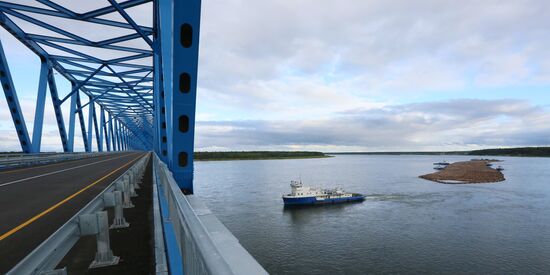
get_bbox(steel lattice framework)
[0,0,200,192]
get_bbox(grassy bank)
[330,151,468,155]
[330,147,550,157]
[468,147,550,157]
[194,151,329,161]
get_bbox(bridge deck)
[0,152,145,273]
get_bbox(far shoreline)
[328,146,550,158]
[2,146,549,159]
[194,151,331,161]
[195,155,332,161]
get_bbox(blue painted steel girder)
[75,92,90,152]
[0,0,155,154]
[158,0,201,193]
[0,38,32,153]
[0,0,201,191]
[47,66,70,152]
[31,60,49,153]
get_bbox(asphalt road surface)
[0,151,146,273]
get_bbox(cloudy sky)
[1,0,550,152]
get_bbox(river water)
[194,155,550,274]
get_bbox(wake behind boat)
[282,180,365,205]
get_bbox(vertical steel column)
[105,111,112,151]
[111,118,117,151]
[119,122,123,151]
[154,0,168,161]
[0,38,32,153]
[109,114,115,151]
[67,83,77,152]
[160,0,173,164]
[31,59,49,153]
[87,98,94,152]
[124,127,126,151]
[76,92,90,152]
[119,124,124,151]
[163,0,202,193]
[92,101,100,152]
[152,0,159,155]
[114,119,120,151]
[99,106,105,152]
[120,122,124,151]
[120,126,124,151]
[116,121,120,151]
[124,127,128,150]
[47,67,69,152]
[160,0,173,163]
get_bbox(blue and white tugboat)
[282,180,365,205]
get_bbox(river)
[195,155,550,274]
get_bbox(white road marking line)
[0,153,136,188]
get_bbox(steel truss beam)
[0,38,31,153]
[47,66,69,152]
[158,0,201,193]
[0,0,200,190]
[0,0,155,152]
[31,60,48,153]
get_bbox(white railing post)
[7,153,149,275]
[126,174,137,197]
[121,176,134,208]
[111,191,129,229]
[79,211,119,268]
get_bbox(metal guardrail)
[0,151,122,170]
[153,153,268,275]
[7,153,150,275]
[153,173,169,275]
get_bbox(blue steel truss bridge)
[0,1,266,274]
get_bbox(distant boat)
[282,180,365,205]
[433,161,450,170]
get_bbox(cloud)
[2,1,550,151]
[199,1,550,86]
[193,0,550,125]
[195,99,550,151]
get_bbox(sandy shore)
[420,160,505,184]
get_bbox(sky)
[1,0,550,152]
